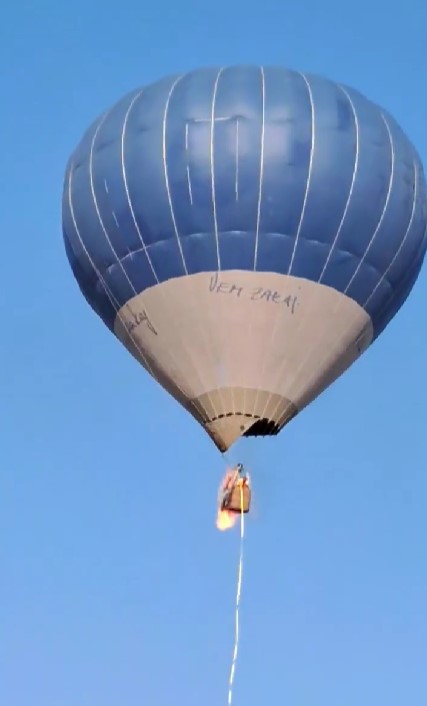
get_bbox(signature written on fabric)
[125,308,158,336]
[209,272,299,314]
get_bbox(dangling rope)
[227,485,245,705]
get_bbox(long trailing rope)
[227,484,245,705]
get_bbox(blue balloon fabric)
[63,65,427,338]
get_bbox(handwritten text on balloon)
[125,309,158,336]
[209,273,299,313]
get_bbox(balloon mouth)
[202,408,298,452]
[187,386,299,452]
[242,417,281,437]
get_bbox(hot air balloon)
[62,65,427,453]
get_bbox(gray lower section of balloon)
[114,271,373,451]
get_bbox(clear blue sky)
[2,1,427,704]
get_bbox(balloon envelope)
[63,65,427,451]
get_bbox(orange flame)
[216,509,238,531]
[216,468,243,531]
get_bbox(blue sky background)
[2,0,427,704]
